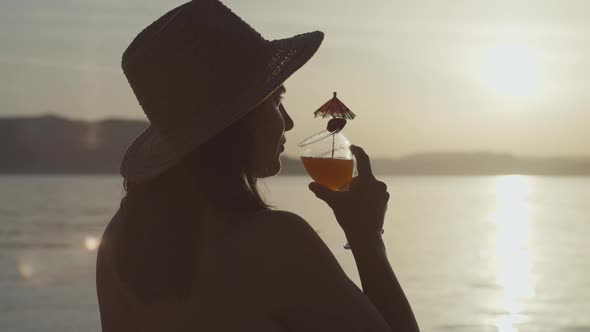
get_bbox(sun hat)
[120,0,324,183]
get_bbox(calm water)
[1,175,589,332]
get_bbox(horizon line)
[3,113,589,160]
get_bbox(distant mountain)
[0,115,147,174]
[369,152,590,176]
[1,115,589,175]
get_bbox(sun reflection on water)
[489,175,535,332]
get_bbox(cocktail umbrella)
[314,92,356,120]
[313,92,356,158]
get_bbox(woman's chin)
[253,158,282,178]
[267,158,282,177]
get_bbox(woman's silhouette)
[96,0,420,331]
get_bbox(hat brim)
[121,31,324,183]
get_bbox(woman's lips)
[280,139,286,152]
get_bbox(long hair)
[115,113,273,303]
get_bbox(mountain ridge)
[1,114,589,176]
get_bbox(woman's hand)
[309,145,390,242]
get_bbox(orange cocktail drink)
[299,130,354,191]
[301,157,354,190]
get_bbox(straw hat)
[120,0,324,183]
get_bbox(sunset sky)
[1,0,589,158]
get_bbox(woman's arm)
[308,145,420,332]
[347,234,420,332]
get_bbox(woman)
[96,0,420,331]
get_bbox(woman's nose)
[280,104,294,131]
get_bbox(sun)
[478,43,542,100]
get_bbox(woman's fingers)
[351,145,375,181]
[309,182,345,207]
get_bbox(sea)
[1,175,589,332]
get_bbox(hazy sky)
[1,0,589,158]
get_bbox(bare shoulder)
[245,209,316,236]
[227,209,338,277]
[235,209,329,258]
[230,208,345,292]
[248,209,310,227]
[233,209,391,331]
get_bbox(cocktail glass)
[299,130,358,250]
[298,130,355,191]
